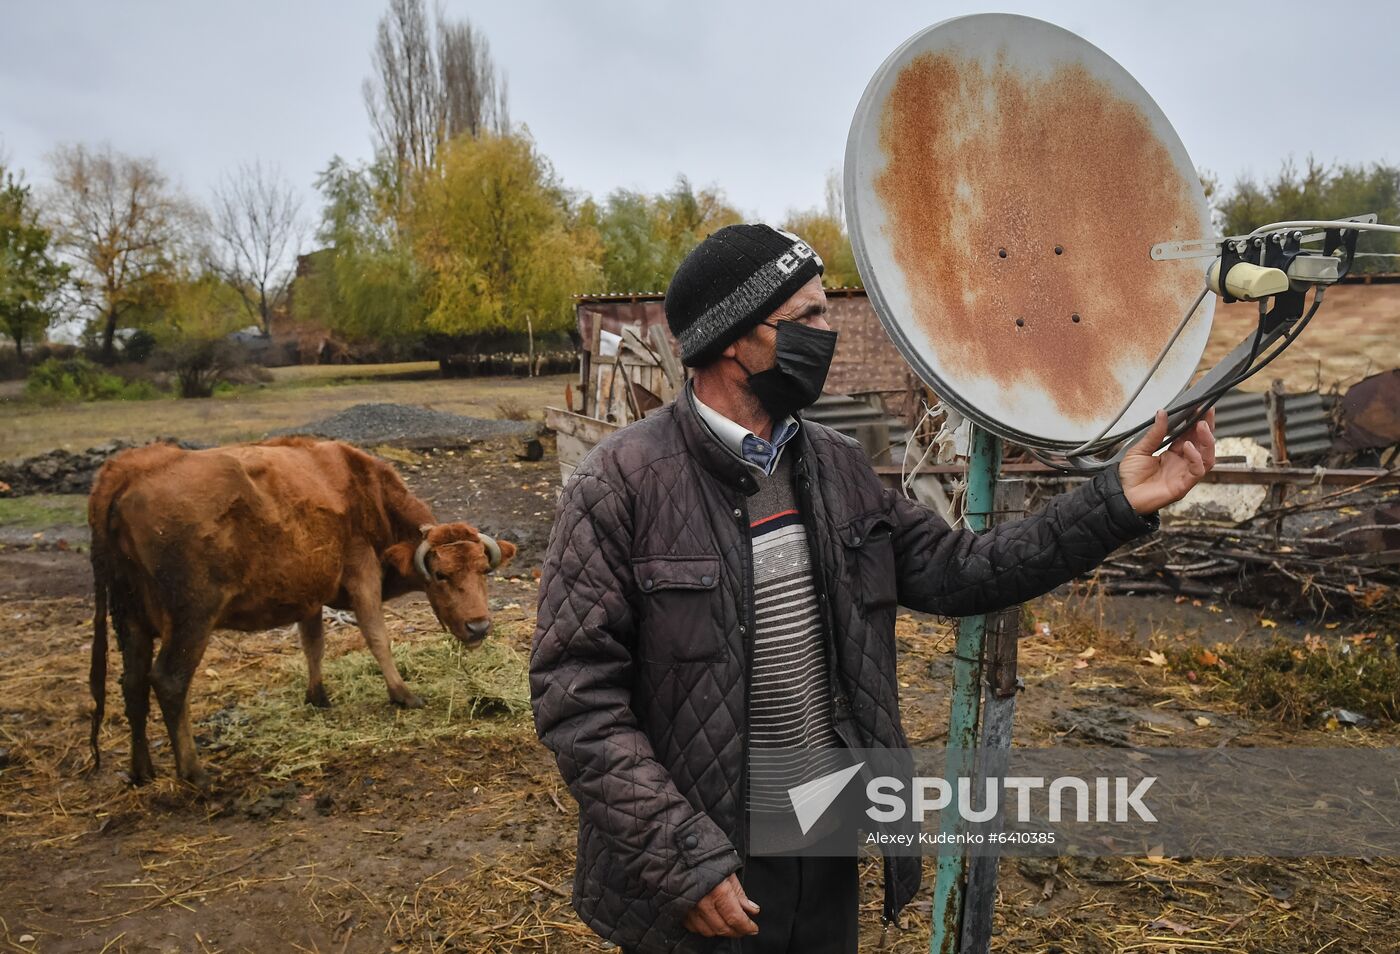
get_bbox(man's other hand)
[684,873,760,938]
[1119,409,1217,515]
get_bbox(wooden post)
[960,479,1027,954]
[1265,380,1290,544]
[526,314,536,377]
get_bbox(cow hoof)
[126,769,156,787]
[181,769,213,793]
[391,693,425,709]
[305,685,332,708]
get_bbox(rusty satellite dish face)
[846,14,1214,448]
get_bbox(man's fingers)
[1182,440,1205,477]
[1130,409,1170,456]
[684,909,715,937]
[714,890,759,935]
[1196,420,1216,470]
[693,900,728,937]
[728,875,760,915]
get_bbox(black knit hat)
[664,224,824,367]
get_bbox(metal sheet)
[846,14,1214,447]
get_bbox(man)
[531,224,1215,953]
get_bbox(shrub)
[23,356,160,403]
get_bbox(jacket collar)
[675,380,768,496]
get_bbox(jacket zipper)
[795,454,856,739]
[735,493,755,862]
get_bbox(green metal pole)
[929,425,1001,954]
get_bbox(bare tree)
[46,143,188,363]
[362,0,507,190]
[437,20,502,140]
[209,162,304,335]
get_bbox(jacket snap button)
[683,834,699,849]
[642,579,654,591]
[853,536,863,546]
[701,575,713,586]
[733,507,742,518]
[739,624,747,634]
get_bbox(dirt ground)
[2,402,1398,952]
[1,366,574,460]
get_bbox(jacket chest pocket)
[840,512,898,615]
[631,554,725,663]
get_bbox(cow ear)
[496,539,518,569]
[383,542,416,578]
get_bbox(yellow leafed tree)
[408,131,600,336]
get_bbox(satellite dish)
[845,14,1214,453]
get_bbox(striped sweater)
[746,453,845,828]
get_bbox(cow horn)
[479,532,502,571]
[414,525,434,581]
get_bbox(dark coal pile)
[0,438,205,496]
[271,403,535,447]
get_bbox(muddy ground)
[1,435,1397,953]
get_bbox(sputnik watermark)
[787,763,1156,835]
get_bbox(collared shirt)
[691,389,800,477]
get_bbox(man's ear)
[496,539,518,569]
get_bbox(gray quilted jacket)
[531,387,1155,952]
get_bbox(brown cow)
[87,437,516,787]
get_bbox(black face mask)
[736,320,839,420]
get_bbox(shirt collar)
[690,389,799,477]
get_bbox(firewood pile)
[1096,473,1399,618]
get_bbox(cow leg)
[346,587,423,709]
[299,612,331,708]
[119,615,156,785]
[150,622,214,789]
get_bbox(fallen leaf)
[1077,647,1097,659]
[1324,622,1340,630]
[1193,715,1213,727]
[1144,650,1168,667]
[1260,618,1278,629]
[1073,659,1089,670]
[1196,649,1221,668]
[1145,844,1166,861]
[1146,918,1191,936]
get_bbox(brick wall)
[575,289,912,397]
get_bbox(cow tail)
[89,544,109,771]
[87,487,113,767]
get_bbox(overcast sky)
[3,0,1398,229]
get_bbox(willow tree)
[407,131,599,339]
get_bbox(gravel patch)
[269,402,535,447]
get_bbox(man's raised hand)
[1118,409,1217,515]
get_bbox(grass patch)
[0,493,88,529]
[213,625,532,778]
[1166,635,1400,726]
